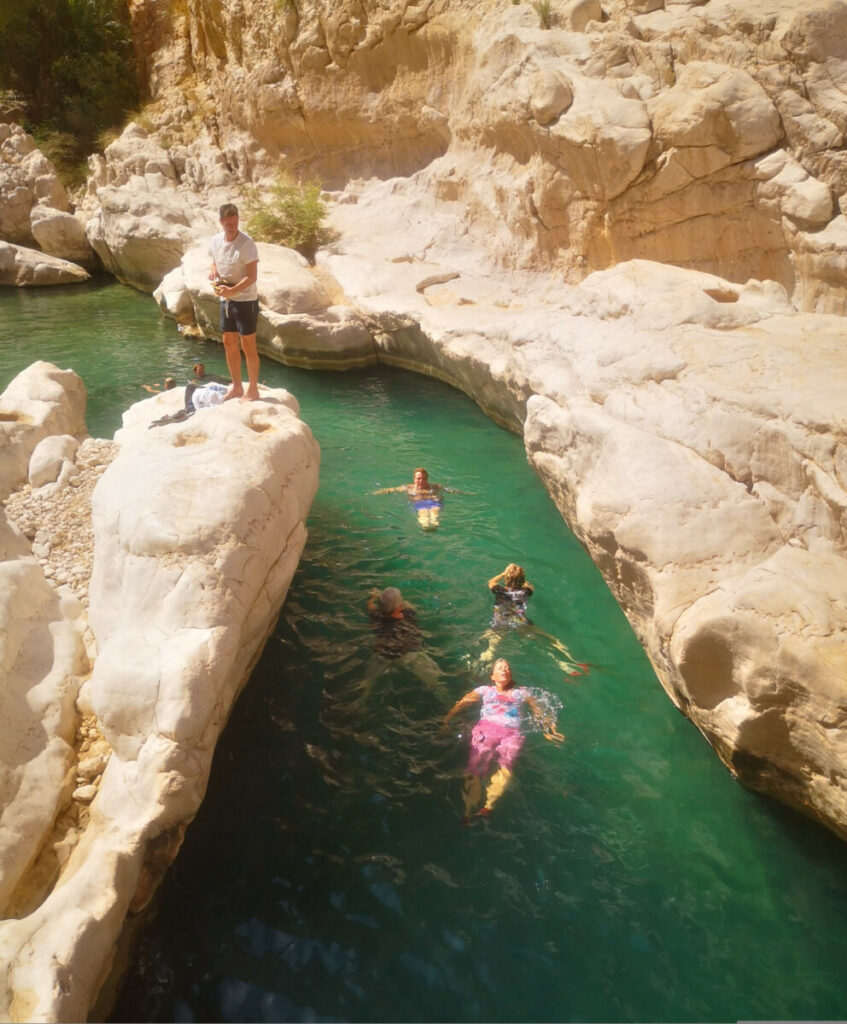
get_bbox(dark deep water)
[2,282,846,1023]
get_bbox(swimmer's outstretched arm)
[525,694,565,744]
[373,485,408,494]
[441,690,481,730]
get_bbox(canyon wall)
[122,0,847,310]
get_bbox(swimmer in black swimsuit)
[362,586,442,692]
[374,467,450,531]
[480,563,588,678]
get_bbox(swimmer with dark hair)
[191,362,230,385]
[362,586,442,691]
[480,563,588,679]
[443,658,563,823]
[374,467,453,531]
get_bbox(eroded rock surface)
[98,0,847,311]
[0,370,320,1023]
[0,124,69,249]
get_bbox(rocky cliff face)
[125,0,847,311]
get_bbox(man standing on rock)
[208,203,260,401]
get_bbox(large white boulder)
[0,124,69,247]
[0,363,88,500]
[0,241,90,288]
[0,386,320,1022]
[85,183,215,292]
[30,207,98,269]
[28,434,81,489]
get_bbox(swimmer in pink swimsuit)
[443,658,564,823]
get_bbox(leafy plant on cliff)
[0,0,139,182]
[244,172,334,263]
[533,0,554,28]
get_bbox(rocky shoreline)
[2,0,847,1018]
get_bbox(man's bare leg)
[222,332,244,399]
[242,333,260,400]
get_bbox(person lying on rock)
[208,202,261,401]
[362,586,442,692]
[374,467,454,531]
[479,563,588,679]
[141,376,176,394]
[148,380,229,428]
[443,658,564,824]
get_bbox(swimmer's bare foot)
[476,807,492,819]
[223,384,243,401]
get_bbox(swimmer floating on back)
[480,563,588,679]
[141,376,176,394]
[374,467,454,531]
[443,658,564,823]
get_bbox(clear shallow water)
[2,283,847,1023]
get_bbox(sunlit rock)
[0,362,87,500]
[0,515,88,917]
[0,240,90,288]
[0,124,70,247]
[0,384,320,1023]
[85,180,215,293]
[28,434,81,489]
[30,206,98,269]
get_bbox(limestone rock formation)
[105,0,847,312]
[0,241,90,288]
[0,513,89,919]
[0,369,320,1022]
[0,362,88,500]
[30,207,98,269]
[0,124,69,249]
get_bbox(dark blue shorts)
[220,299,259,336]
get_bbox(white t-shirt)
[209,229,259,301]
[191,382,228,409]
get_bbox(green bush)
[244,173,333,262]
[533,0,553,28]
[0,0,139,182]
[30,128,90,188]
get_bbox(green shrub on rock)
[244,173,333,263]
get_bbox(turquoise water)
[2,283,847,1023]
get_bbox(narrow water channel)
[2,282,847,1023]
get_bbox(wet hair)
[503,563,525,588]
[163,377,176,389]
[413,467,428,480]
[193,362,205,376]
[379,587,403,613]
[219,203,238,219]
